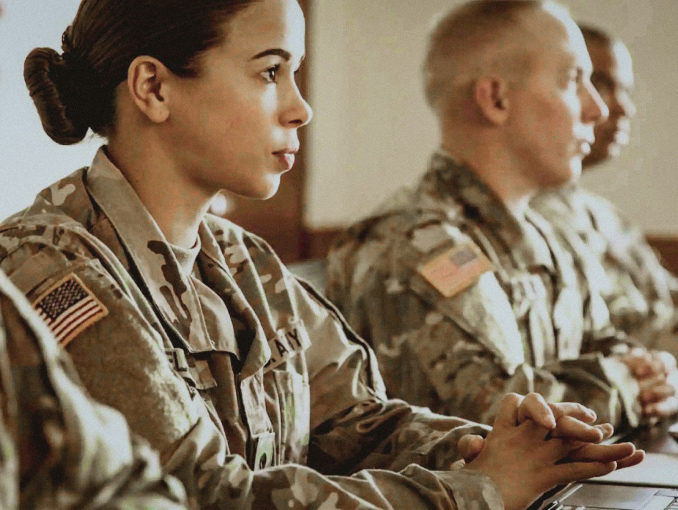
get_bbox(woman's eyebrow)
[250,48,292,61]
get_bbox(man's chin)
[538,167,579,191]
[583,146,612,169]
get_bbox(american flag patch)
[32,273,108,347]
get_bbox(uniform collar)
[198,221,271,376]
[170,237,202,277]
[560,185,598,236]
[423,152,519,233]
[85,147,236,355]
[420,152,555,271]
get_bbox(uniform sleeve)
[372,306,627,427]
[231,229,495,472]
[0,278,187,509]
[586,194,678,347]
[0,325,18,510]
[0,234,504,510]
[168,417,504,510]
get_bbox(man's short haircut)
[424,0,570,110]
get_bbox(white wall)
[0,0,100,220]
[307,0,678,234]
[1,1,676,233]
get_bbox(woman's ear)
[126,56,171,123]
[474,75,510,125]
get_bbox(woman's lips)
[274,151,296,170]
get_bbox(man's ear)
[474,76,510,125]
[126,56,171,123]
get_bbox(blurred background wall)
[0,0,99,219]
[307,0,678,236]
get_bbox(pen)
[542,483,582,510]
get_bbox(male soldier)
[327,0,678,428]
[532,26,678,352]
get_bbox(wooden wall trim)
[300,227,342,260]
[646,234,678,275]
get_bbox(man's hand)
[624,348,675,379]
[464,393,644,510]
[623,348,678,417]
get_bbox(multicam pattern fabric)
[532,186,678,351]
[0,270,187,509]
[327,153,640,427]
[0,147,502,510]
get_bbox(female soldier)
[1,0,641,508]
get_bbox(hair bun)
[24,47,89,145]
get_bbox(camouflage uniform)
[0,147,503,510]
[327,153,641,427]
[533,185,678,350]
[0,269,187,509]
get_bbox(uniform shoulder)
[335,190,467,248]
[531,188,578,217]
[578,189,638,235]
[0,214,104,300]
[328,201,476,295]
[579,188,618,214]
[0,213,96,258]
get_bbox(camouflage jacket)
[533,186,678,350]
[327,153,640,427]
[0,270,186,509]
[0,148,502,510]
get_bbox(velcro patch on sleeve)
[417,242,494,298]
[32,273,109,348]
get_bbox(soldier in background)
[327,0,678,428]
[0,0,643,509]
[532,25,678,352]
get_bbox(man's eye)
[264,65,280,83]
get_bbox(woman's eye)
[264,65,280,83]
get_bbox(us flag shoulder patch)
[32,273,108,347]
[418,242,494,298]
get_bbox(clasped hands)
[622,347,678,417]
[458,393,645,510]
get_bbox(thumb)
[548,461,617,488]
[458,434,486,463]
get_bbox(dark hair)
[24,0,259,145]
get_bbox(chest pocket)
[262,322,311,465]
[165,347,217,390]
[504,273,555,367]
[264,368,310,465]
